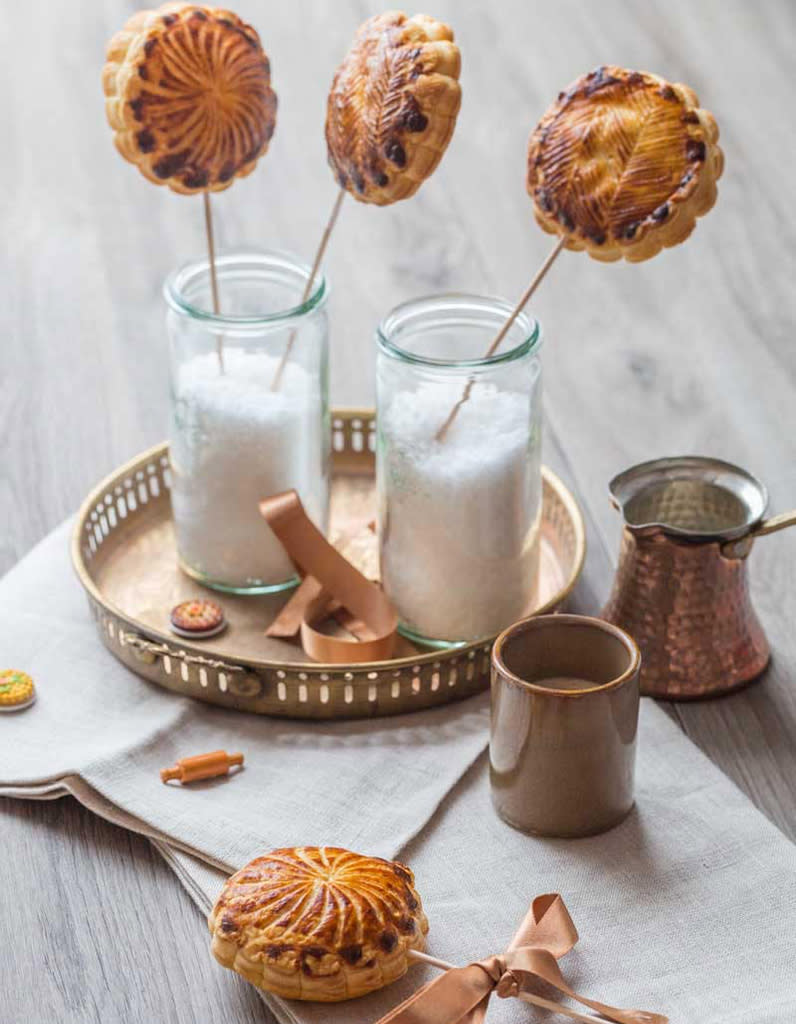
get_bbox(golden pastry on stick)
[209,846,428,1001]
[326,11,462,206]
[103,3,277,371]
[528,65,723,263]
[436,64,722,441]
[102,2,277,195]
[271,11,461,390]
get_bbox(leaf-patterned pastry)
[527,66,723,262]
[102,3,277,195]
[209,847,428,1001]
[325,12,461,206]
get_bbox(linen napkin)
[3,522,796,1024]
[158,700,796,1024]
[15,716,792,1021]
[0,520,489,869]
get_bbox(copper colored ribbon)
[377,894,667,1024]
[260,490,398,664]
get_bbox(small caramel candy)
[161,750,244,784]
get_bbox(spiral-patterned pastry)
[209,847,428,1001]
[527,66,723,262]
[326,12,461,206]
[103,3,277,194]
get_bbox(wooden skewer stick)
[435,234,567,442]
[271,187,346,392]
[407,949,611,1024]
[203,190,224,374]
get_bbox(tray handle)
[119,631,264,700]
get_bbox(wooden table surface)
[3,0,795,1020]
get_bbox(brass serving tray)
[71,410,586,719]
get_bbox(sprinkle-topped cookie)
[170,599,226,638]
[0,670,36,711]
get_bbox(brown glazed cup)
[490,614,641,838]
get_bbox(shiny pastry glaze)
[104,4,277,194]
[527,65,723,260]
[210,847,427,981]
[325,12,461,205]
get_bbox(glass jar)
[376,295,543,647]
[164,249,329,594]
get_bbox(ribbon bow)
[377,894,667,1024]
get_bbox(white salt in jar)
[165,250,329,594]
[376,295,542,646]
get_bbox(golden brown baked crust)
[527,65,723,262]
[325,12,461,206]
[208,847,429,1001]
[103,3,277,195]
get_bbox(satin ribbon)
[377,894,667,1024]
[260,490,398,663]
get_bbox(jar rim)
[164,248,328,326]
[376,293,541,369]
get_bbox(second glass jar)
[376,295,543,647]
[165,249,330,594]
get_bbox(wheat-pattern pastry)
[103,3,277,195]
[209,847,428,1001]
[527,65,723,262]
[326,12,461,206]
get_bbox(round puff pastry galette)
[527,65,723,262]
[325,12,461,206]
[209,846,429,1001]
[103,3,277,195]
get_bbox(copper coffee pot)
[602,456,796,699]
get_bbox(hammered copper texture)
[603,528,770,699]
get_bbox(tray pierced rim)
[71,442,585,676]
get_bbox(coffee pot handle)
[751,509,796,538]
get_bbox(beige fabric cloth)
[0,521,489,868]
[2,521,796,1022]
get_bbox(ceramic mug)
[490,614,641,838]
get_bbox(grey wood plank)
[1,0,795,1021]
[0,796,273,1023]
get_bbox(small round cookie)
[326,12,461,205]
[527,65,723,262]
[103,3,277,194]
[209,846,429,1001]
[0,670,36,712]
[170,599,226,638]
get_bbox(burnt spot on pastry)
[385,140,407,167]
[153,150,189,178]
[374,171,390,187]
[651,202,669,221]
[191,9,207,20]
[658,84,676,101]
[584,66,620,96]
[136,129,156,153]
[220,914,238,934]
[379,931,398,952]
[218,161,236,183]
[397,916,416,934]
[536,188,554,213]
[687,139,706,162]
[129,98,144,121]
[681,110,700,125]
[623,221,639,239]
[182,168,209,189]
[340,944,363,964]
[587,229,607,244]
